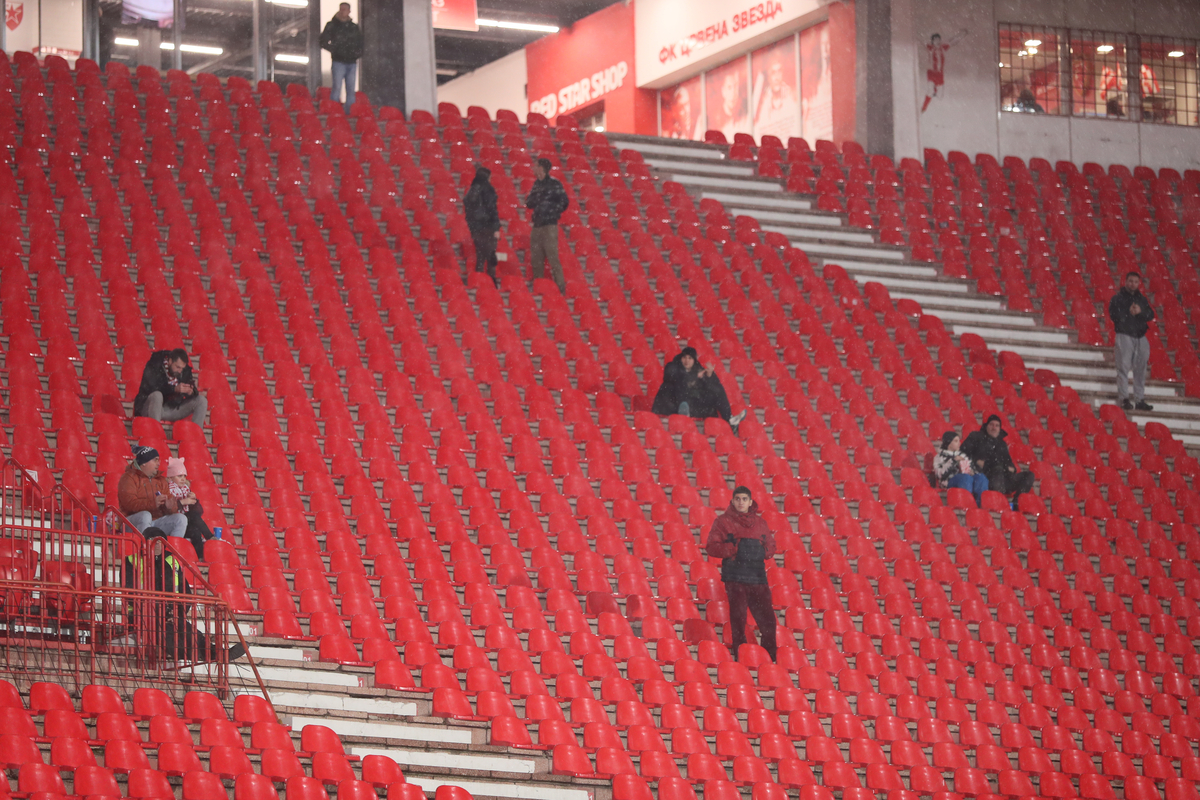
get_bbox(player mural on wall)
[921,29,968,112]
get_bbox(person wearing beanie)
[524,157,569,293]
[166,458,214,560]
[133,348,207,426]
[463,165,501,285]
[933,431,988,507]
[117,445,188,539]
[651,347,748,432]
[961,414,1035,507]
[705,486,777,662]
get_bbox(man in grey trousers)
[1108,271,1156,411]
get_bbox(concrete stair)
[610,133,1200,448]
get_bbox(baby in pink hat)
[166,457,197,508]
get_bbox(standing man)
[320,2,363,114]
[524,157,569,293]
[118,446,188,539]
[705,486,777,663]
[1109,271,1156,411]
[133,348,208,426]
[463,166,501,286]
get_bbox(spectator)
[704,486,777,663]
[651,347,747,431]
[934,430,988,507]
[127,527,245,663]
[1109,271,1155,411]
[133,348,208,426]
[118,446,188,539]
[320,2,363,114]
[167,458,214,560]
[463,166,501,286]
[961,415,1034,508]
[524,157,569,293]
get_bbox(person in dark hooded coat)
[961,414,1034,502]
[463,166,500,284]
[705,486,777,662]
[651,347,747,430]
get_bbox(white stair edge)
[886,289,1005,310]
[1060,378,1181,399]
[404,777,592,800]
[729,208,841,227]
[272,691,420,718]
[616,140,724,159]
[860,275,971,293]
[952,324,1072,345]
[351,746,538,776]
[762,225,876,244]
[666,173,782,191]
[644,157,754,177]
[709,192,812,210]
[933,310,1036,326]
[291,715,472,745]
[788,239,906,260]
[252,665,364,688]
[986,342,1107,363]
[837,259,940,278]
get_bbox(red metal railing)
[1,458,272,709]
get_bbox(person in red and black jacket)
[705,486,777,662]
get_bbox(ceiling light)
[275,53,308,63]
[1018,49,1028,57]
[1096,44,1114,53]
[161,42,224,54]
[435,68,458,76]
[1027,46,1038,54]
[594,126,604,132]
[1168,50,1185,58]
[1024,39,1042,47]
[113,38,222,54]
[476,18,559,33]
[999,62,1005,67]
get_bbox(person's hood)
[471,167,492,185]
[723,498,761,528]
[979,414,1007,438]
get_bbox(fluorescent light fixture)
[275,53,309,63]
[435,68,458,76]
[476,18,559,33]
[1024,39,1042,47]
[594,126,604,132]
[1027,46,1038,54]
[1168,50,1185,57]
[113,38,222,54]
[999,62,1005,67]
[1096,44,1114,53]
[267,0,307,5]
[1017,49,1028,57]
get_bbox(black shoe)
[1134,401,1154,411]
[1121,399,1134,410]
[228,643,247,662]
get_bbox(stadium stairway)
[608,133,1200,447]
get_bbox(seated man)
[118,446,188,539]
[133,348,208,425]
[961,415,1034,507]
[652,347,747,431]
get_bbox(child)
[934,431,988,507]
[166,458,214,558]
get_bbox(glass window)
[999,24,1067,115]
[1070,30,1130,119]
[1139,36,1199,126]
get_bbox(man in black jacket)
[319,3,363,113]
[133,348,208,425]
[464,166,500,285]
[1109,271,1156,411]
[525,157,569,293]
[962,414,1034,506]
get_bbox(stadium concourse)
[3,47,1200,800]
